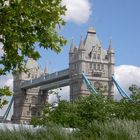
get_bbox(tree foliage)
[32,85,140,129]
[0,0,66,108]
[0,0,66,75]
[0,86,12,108]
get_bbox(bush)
[32,93,140,128]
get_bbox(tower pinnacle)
[69,38,75,53]
[108,38,114,53]
[79,36,85,50]
[44,63,48,74]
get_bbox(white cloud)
[115,65,140,99]
[48,86,70,104]
[0,74,13,90]
[62,0,92,24]
[5,79,13,90]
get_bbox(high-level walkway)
[21,69,70,90]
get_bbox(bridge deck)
[21,69,69,89]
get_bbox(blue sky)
[37,0,140,72]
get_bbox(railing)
[40,79,70,90]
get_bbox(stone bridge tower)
[69,27,115,100]
[12,58,48,124]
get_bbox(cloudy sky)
[0,0,140,117]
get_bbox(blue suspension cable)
[82,73,98,95]
[112,75,132,100]
[2,97,14,122]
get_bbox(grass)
[0,120,140,140]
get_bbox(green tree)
[32,94,114,128]
[32,85,140,128]
[107,85,140,121]
[0,86,12,108]
[0,0,66,75]
[0,0,66,108]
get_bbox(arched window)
[32,74,34,78]
[97,64,100,70]
[94,63,96,69]
[102,64,104,70]
[97,54,100,59]
[88,52,92,58]
[32,96,37,104]
[90,63,92,68]
[93,53,96,59]
[31,107,37,116]
[28,73,30,78]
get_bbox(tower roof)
[84,27,101,54]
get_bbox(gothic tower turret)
[69,39,75,63]
[107,39,115,97]
[78,36,86,73]
[13,58,44,124]
[69,27,115,100]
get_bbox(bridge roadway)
[21,69,70,90]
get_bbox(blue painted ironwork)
[82,73,98,95]
[112,75,132,100]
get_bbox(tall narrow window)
[28,73,30,78]
[102,64,104,70]
[89,52,92,58]
[90,63,92,68]
[32,96,37,105]
[31,107,37,116]
[93,53,96,59]
[97,54,100,60]
[94,63,96,69]
[97,64,100,70]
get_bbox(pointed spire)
[109,38,112,49]
[79,35,85,51]
[108,38,114,53]
[69,38,75,53]
[44,63,48,74]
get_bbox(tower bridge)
[11,27,115,124]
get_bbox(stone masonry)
[69,27,115,100]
